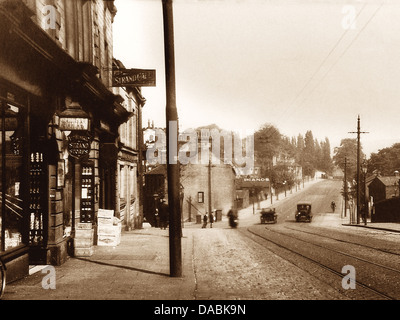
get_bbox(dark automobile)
[260,208,277,224]
[295,202,312,222]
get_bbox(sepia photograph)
[0,0,399,310]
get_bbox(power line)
[296,1,385,109]
[285,3,368,115]
[256,2,384,157]
[261,3,370,142]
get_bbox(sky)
[112,0,400,157]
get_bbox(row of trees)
[254,123,333,191]
[332,139,400,178]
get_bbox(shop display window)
[28,151,45,246]
[0,101,25,252]
[63,159,73,237]
[80,163,94,223]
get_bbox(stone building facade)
[112,59,144,231]
[0,0,134,282]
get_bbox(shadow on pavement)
[74,257,170,277]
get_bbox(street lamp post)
[361,159,368,226]
[251,186,255,215]
[282,181,286,197]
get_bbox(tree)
[254,123,282,177]
[368,143,400,176]
[333,138,364,179]
[270,163,296,192]
[296,134,305,165]
[319,137,333,174]
[302,130,315,177]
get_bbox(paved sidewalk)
[342,222,400,233]
[3,224,198,300]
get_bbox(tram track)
[244,226,398,300]
[283,225,400,257]
[268,227,400,275]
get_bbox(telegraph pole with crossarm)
[349,115,368,225]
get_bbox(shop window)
[130,167,136,203]
[0,101,25,252]
[119,165,126,204]
[29,151,46,246]
[63,159,73,237]
[80,163,94,223]
[197,192,204,203]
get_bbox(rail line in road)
[283,225,400,257]
[267,227,400,275]
[244,226,397,300]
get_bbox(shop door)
[99,164,115,210]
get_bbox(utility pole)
[162,0,182,277]
[344,157,348,221]
[208,158,212,216]
[188,196,192,222]
[137,93,145,229]
[349,115,368,225]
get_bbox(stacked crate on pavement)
[74,223,94,257]
[97,209,121,246]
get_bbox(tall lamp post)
[361,159,368,226]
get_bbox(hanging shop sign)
[58,102,91,131]
[112,68,156,87]
[67,133,92,159]
[59,117,89,131]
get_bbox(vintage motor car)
[295,201,312,222]
[260,208,277,224]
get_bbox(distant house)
[332,166,344,179]
[181,163,236,222]
[142,121,167,173]
[235,176,270,209]
[368,175,400,203]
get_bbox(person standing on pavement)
[202,212,208,228]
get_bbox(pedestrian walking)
[227,207,238,228]
[155,209,160,228]
[209,211,214,228]
[159,199,169,230]
[202,213,208,228]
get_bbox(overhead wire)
[295,1,385,111]
[258,2,384,148]
[283,2,367,117]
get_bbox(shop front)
[0,83,30,282]
[0,0,129,281]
